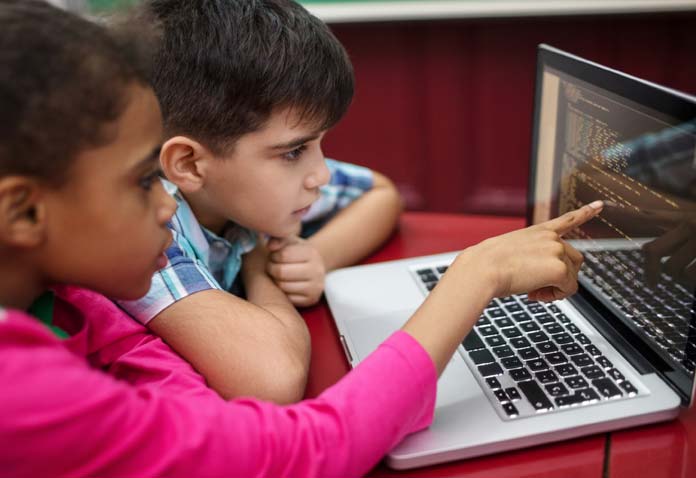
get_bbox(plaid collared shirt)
[119,158,374,324]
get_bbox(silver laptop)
[324,44,696,469]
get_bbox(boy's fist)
[266,236,326,307]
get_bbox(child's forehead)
[262,107,326,135]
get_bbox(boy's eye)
[139,170,162,190]
[282,145,307,162]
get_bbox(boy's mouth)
[292,205,311,216]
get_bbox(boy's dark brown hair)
[0,0,152,185]
[141,0,354,155]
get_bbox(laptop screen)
[528,45,696,403]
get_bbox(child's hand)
[266,236,326,307]
[461,201,604,302]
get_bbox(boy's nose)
[305,155,331,190]
[157,185,178,225]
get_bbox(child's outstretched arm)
[308,170,403,271]
[403,201,603,373]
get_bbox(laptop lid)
[527,44,696,405]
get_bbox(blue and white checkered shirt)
[119,158,374,324]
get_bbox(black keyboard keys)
[593,378,623,398]
[462,329,485,351]
[518,380,554,411]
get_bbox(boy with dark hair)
[117,0,403,403]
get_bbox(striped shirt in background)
[119,158,374,324]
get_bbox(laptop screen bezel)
[527,44,696,405]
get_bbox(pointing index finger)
[542,200,604,236]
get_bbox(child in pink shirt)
[0,1,602,476]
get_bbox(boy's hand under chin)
[266,236,326,307]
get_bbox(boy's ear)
[160,136,212,193]
[0,176,46,248]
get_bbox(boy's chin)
[102,278,152,302]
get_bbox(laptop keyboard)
[580,248,696,376]
[414,264,642,420]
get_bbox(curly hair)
[0,0,152,185]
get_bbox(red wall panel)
[322,13,696,215]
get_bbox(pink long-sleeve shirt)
[0,285,437,477]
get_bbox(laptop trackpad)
[344,310,473,408]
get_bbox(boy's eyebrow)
[268,134,320,151]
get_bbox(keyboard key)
[545,382,569,396]
[485,335,505,347]
[494,389,509,403]
[546,352,567,365]
[476,316,491,326]
[509,367,532,381]
[518,347,540,360]
[528,303,546,314]
[478,325,498,336]
[596,356,613,369]
[492,345,515,358]
[509,337,531,349]
[620,380,638,396]
[501,327,523,338]
[416,268,435,278]
[478,363,504,377]
[555,363,577,377]
[557,313,571,324]
[469,349,496,365]
[566,376,589,389]
[511,311,533,323]
[552,332,574,345]
[529,331,549,343]
[518,381,554,411]
[555,394,584,407]
[502,402,519,417]
[462,329,486,351]
[494,317,514,328]
[562,343,584,355]
[505,302,523,313]
[527,358,548,372]
[505,387,521,401]
[536,314,556,325]
[486,377,501,389]
[436,265,448,274]
[537,341,558,354]
[536,370,558,384]
[425,282,437,291]
[566,324,580,334]
[575,333,591,345]
[486,308,506,318]
[593,378,623,398]
[585,344,602,356]
[571,354,593,367]
[521,321,541,333]
[576,388,600,402]
[501,357,523,369]
[607,368,625,382]
[544,323,564,334]
[580,365,605,379]
[419,272,437,283]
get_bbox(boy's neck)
[0,261,45,310]
[182,190,229,236]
